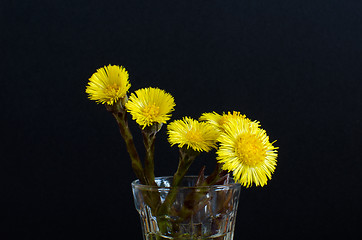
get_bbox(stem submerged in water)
[155,147,199,234]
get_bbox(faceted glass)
[132,176,241,240]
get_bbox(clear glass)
[132,176,241,240]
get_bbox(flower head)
[86,65,131,105]
[126,87,175,129]
[216,116,278,187]
[167,117,219,152]
[199,112,223,127]
[200,111,256,131]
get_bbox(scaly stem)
[106,102,146,184]
[142,125,160,186]
[177,163,229,221]
[141,126,162,213]
[204,162,226,185]
[171,147,198,187]
[156,147,198,235]
[157,147,199,217]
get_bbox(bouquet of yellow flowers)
[86,64,278,240]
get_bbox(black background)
[2,0,361,239]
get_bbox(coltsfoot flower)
[199,111,257,131]
[125,87,175,129]
[86,65,131,105]
[167,117,219,152]
[216,116,278,187]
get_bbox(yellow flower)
[167,117,219,152]
[86,65,131,105]
[199,112,223,127]
[125,87,175,128]
[216,116,278,187]
[200,111,255,131]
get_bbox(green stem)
[107,102,161,216]
[156,148,198,235]
[142,129,157,186]
[157,147,199,216]
[107,103,146,184]
[141,127,162,213]
[204,162,225,185]
[176,163,229,221]
[172,148,197,187]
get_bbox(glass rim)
[131,175,241,191]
